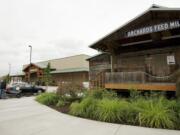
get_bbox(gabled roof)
[23,63,48,71]
[86,52,109,61]
[89,4,180,50]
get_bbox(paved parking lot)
[0,97,179,135]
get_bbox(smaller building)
[12,54,90,86]
[10,72,25,82]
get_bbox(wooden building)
[12,54,89,86]
[88,5,180,92]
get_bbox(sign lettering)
[127,20,180,37]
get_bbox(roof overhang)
[89,5,180,51]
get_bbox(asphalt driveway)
[0,97,179,135]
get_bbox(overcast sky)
[0,0,180,76]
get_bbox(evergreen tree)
[43,63,52,86]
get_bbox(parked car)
[6,83,45,97]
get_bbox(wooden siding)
[24,64,43,82]
[116,47,180,79]
[88,53,110,88]
[52,71,89,85]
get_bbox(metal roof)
[35,62,49,69]
[50,67,89,74]
[10,72,25,77]
[23,54,90,71]
[86,52,109,60]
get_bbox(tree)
[43,63,52,86]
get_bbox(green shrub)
[81,98,98,118]
[102,90,118,99]
[56,100,65,107]
[138,98,175,129]
[69,102,82,116]
[36,92,60,106]
[95,99,123,123]
[121,103,139,125]
[129,88,141,99]
[62,94,82,103]
[69,97,97,118]
[69,90,179,130]
[86,89,117,100]
[56,82,83,96]
[148,91,166,99]
[88,89,104,99]
[175,100,180,129]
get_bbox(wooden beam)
[105,83,176,91]
[162,34,180,40]
[121,39,153,47]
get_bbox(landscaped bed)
[36,89,180,130]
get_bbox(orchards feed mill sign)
[127,20,180,37]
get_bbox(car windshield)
[11,82,28,87]
[24,84,32,87]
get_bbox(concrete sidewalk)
[0,97,179,135]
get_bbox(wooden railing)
[90,71,105,88]
[104,71,176,91]
[105,71,173,84]
[90,71,176,89]
[105,72,146,84]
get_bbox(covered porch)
[104,71,176,91]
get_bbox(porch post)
[110,55,113,72]
[106,43,117,73]
[110,54,117,72]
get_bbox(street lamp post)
[8,63,11,83]
[28,45,32,83]
[28,45,32,64]
[8,63,11,75]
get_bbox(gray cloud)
[0,0,180,76]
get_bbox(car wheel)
[16,93,21,98]
[37,90,42,94]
